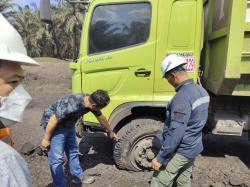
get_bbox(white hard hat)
[161,54,187,77]
[0,14,39,66]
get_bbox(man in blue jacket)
[151,54,210,187]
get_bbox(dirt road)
[11,58,250,187]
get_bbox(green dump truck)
[41,0,250,171]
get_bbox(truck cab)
[70,0,203,171]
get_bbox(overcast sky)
[13,0,39,7]
[13,0,58,9]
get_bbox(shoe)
[72,175,95,184]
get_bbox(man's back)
[40,93,102,129]
[174,80,210,158]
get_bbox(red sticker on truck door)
[185,56,195,72]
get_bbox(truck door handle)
[135,68,151,77]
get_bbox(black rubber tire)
[75,117,84,138]
[113,118,163,171]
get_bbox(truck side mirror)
[40,0,52,23]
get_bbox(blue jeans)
[48,126,84,187]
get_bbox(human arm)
[151,120,188,171]
[153,97,191,168]
[41,115,58,148]
[96,114,118,140]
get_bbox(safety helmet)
[0,14,39,66]
[161,54,187,77]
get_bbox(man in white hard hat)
[150,54,210,187]
[0,14,39,187]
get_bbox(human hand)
[41,138,50,149]
[151,158,162,171]
[108,131,118,140]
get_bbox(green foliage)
[3,1,86,59]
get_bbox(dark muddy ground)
[11,58,250,187]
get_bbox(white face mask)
[0,85,32,127]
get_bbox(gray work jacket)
[157,79,210,165]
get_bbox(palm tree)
[12,6,40,56]
[29,11,55,57]
[1,1,87,59]
[0,0,16,18]
[51,2,86,59]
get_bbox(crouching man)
[40,90,117,187]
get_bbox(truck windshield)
[88,3,151,54]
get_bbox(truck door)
[153,0,203,102]
[79,0,158,112]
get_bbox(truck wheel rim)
[129,135,160,170]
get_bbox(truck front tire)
[113,118,163,171]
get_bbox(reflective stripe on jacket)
[156,79,209,165]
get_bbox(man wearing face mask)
[0,14,39,186]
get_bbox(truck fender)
[109,102,166,130]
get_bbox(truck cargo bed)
[202,0,250,96]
